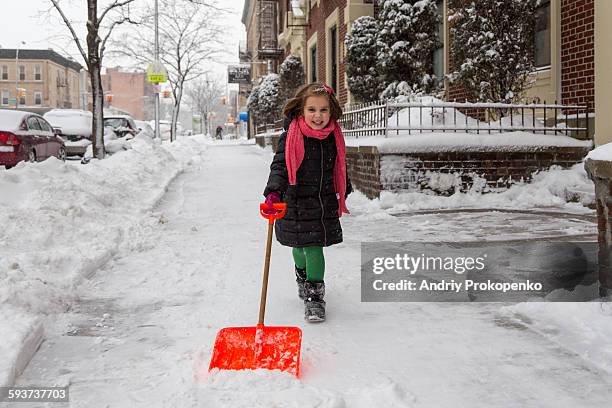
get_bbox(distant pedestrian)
[263,83,352,322]
[215,125,223,140]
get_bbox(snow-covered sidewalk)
[0,135,209,387]
[8,141,612,407]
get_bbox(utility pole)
[154,0,160,140]
[15,41,25,109]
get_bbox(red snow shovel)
[208,203,302,377]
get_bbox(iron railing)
[339,100,591,139]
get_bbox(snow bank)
[348,162,595,214]
[586,142,612,161]
[0,135,208,386]
[500,302,612,375]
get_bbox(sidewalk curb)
[1,319,45,387]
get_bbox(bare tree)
[115,0,224,141]
[49,0,137,158]
[186,76,224,135]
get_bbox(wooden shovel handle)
[258,203,286,325]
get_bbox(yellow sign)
[147,60,168,84]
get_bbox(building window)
[1,66,7,80]
[433,0,444,84]
[34,91,42,105]
[19,65,25,81]
[329,25,338,92]
[310,45,317,83]
[534,0,551,68]
[35,65,42,81]
[19,93,26,106]
[1,90,8,105]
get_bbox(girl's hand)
[264,192,280,214]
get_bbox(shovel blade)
[209,324,302,377]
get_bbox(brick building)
[0,48,82,111]
[246,0,598,142]
[445,0,594,126]
[101,67,157,120]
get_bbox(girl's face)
[303,95,331,130]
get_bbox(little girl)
[263,83,352,322]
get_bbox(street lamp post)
[154,0,160,140]
[15,41,25,109]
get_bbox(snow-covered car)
[43,109,93,156]
[134,120,154,138]
[103,115,140,139]
[148,120,172,140]
[0,109,66,168]
[80,127,132,163]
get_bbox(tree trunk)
[89,66,105,158]
[87,0,105,158]
[171,85,183,142]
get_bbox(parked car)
[0,109,66,168]
[134,120,154,138]
[103,115,140,139]
[148,120,172,140]
[43,109,92,156]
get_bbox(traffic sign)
[147,60,168,84]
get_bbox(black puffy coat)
[263,120,352,248]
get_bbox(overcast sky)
[0,0,246,91]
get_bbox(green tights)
[292,246,325,282]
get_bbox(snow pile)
[500,302,612,375]
[349,162,595,214]
[0,135,208,385]
[586,142,612,161]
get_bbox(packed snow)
[2,137,610,407]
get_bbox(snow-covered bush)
[279,55,305,104]
[257,74,282,125]
[345,16,384,103]
[449,0,538,105]
[246,85,261,126]
[377,0,442,98]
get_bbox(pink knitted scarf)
[285,116,349,217]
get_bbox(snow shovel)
[208,202,302,377]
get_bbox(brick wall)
[346,146,381,199]
[346,146,589,198]
[307,0,349,105]
[560,0,595,110]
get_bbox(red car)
[0,109,66,168]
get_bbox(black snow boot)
[295,266,307,300]
[304,281,326,322]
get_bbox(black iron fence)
[338,101,591,140]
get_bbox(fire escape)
[257,0,283,63]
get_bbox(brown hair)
[282,83,343,120]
